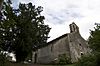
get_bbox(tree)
[89,23,100,52]
[0,0,3,10]
[0,0,51,62]
[88,23,100,65]
[0,0,4,21]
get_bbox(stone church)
[32,22,90,64]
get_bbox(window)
[79,43,81,46]
[80,52,83,55]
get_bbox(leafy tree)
[0,0,51,62]
[0,0,4,10]
[89,23,100,52]
[88,23,100,65]
[0,0,3,20]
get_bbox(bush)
[0,52,9,66]
[58,54,71,65]
[75,54,97,66]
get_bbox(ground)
[9,62,74,66]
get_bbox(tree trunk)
[0,0,3,11]
[0,0,3,20]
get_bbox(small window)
[79,43,81,46]
[80,52,83,55]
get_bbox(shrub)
[0,52,9,66]
[58,53,71,65]
[75,54,97,66]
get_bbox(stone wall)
[36,35,70,64]
[68,32,89,62]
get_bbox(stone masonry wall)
[68,32,89,63]
[36,35,70,64]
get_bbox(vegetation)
[5,62,74,66]
[75,54,97,66]
[89,23,100,52]
[0,50,11,66]
[0,53,9,66]
[58,54,71,65]
[75,23,100,66]
[0,0,50,63]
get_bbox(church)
[32,22,90,64]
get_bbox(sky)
[12,0,100,41]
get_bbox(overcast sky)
[12,0,100,41]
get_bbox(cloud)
[13,0,100,41]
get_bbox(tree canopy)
[89,23,100,52]
[0,0,3,10]
[0,0,51,62]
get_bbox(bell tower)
[69,22,79,33]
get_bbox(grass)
[8,62,75,66]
